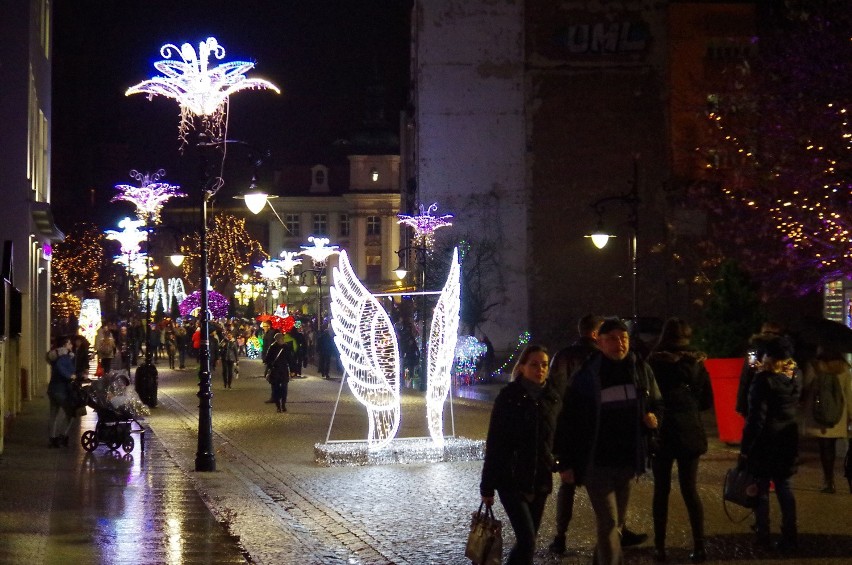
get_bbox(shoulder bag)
[723,465,758,522]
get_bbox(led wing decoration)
[330,251,401,450]
[426,247,461,446]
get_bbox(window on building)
[367,216,381,236]
[285,214,301,236]
[313,213,328,235]
[366,253,382,283]
[339,214,350,237]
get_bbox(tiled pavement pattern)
[149,360,852,564]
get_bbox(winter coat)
[549,336,597,399]
[801,359,852,439]
[647,346,713,459]
[741,369,800,479]
[480,379,562,498]
[265,342,294,383]
[219,339,239,363]
[97,334,116,360]
[47,351,76,403]
[553,351,663,485]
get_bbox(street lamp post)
[394,245,428,390]
[128,36,278,473]
[298,237,339,328]
[586,156,641,324]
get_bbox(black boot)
[776,527,797,552]
[653,536,666,562]
[689,539,706,563]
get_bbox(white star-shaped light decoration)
[126,37,280,144]
[113,252,148,279]
[105,217,148,255]
[255,259,283,282]
[278,250,303,274]
[113,169,186,225]
[299,236,340,266]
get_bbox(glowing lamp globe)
[244,192,268,214]
[299,284,309,294]
[394,268,408,280]
[590,232,611,249]
[170,253,185,267]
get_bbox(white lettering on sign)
[557,22,648,54]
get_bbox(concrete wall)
[411,0,528,353]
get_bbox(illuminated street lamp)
[585,157,640,324]
[128,36,279,472]
[298,237,339,325]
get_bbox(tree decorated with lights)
[695,1,852,292]
[51,223,109,295]
[179,212,268,293]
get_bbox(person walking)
[265,332,295,412]
[801,347,852,494]
[260,322,280,403]
[165,326,178,369]
[739,335,800,551]
[548,314,603,555]
[480,344,562,564]
[317,324,338,379]
[175,323,187,369]
[46,337,77,447]
[71,334,90,381]
[646,318,713,563]
[97,328,116,375]
[219,332,239,389]
[553,318,662,565]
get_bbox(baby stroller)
[80,371,147,453]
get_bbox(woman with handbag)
[739,336,800,551]
[647,318,713,563]
[265,332,295,413]
[479,344,561,564]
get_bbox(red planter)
[705,357,746,445]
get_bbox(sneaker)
[620,528,648,547]
[548,534,566,554]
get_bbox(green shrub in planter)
[696,260,765,358]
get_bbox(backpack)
[812,372,844,427]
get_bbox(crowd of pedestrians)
[480,314,852,565]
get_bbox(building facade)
[0,0,63,452]
[409,0,758,351]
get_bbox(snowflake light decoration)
[113,252,148,278]
[255,259,283,282]
[278,250,303,274]
[126,37,280,144]
[300,236,339,266]
[105,217,148,255]
[113,169,186,225]
[397,203,453,248]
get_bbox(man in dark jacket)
[553,318,663,565]
[547,314,602,555]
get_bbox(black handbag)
[723,465,758,520]
[464,503,502,564]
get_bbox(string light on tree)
[490,332,531,379]
[454,335,488,387]
[112,169,186,225]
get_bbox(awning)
[31,201,65,242]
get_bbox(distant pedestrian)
[97,328,116,375]
[317,324,338,379]
[480,344,561,564]
[46,337,76,448]
[739,336,800,551]
[548,314,603,555]
[71,334,90,381]
[265,332,295,412]
[646,318,713,563]
[800,347,852,494]
[219,332,239,389]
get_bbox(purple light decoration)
[113,169,186,225]
[397,203,453,240]
[179,290,229,319]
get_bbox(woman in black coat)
[480,344,561,565]
[740,336,800,551]
[647,318,713,563]
[265,333,295,413]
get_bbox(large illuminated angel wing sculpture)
[330,251,401,450]
[426,247,461,446]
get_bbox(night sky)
[51,1,411,232]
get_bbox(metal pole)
[195,176,215,472]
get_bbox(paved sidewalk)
[0,392,247,564]
[149,360,852,564]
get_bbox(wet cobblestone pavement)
[0,392,247,564]
[2,358,851,564]
[149,360,852,564]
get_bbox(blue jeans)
[584,465,635,565]
[497,489,549,565]
[755,476,796,538]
